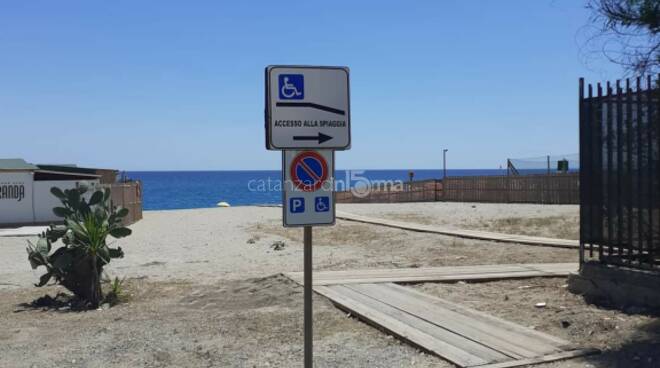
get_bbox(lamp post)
[443,149,448,179]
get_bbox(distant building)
[0,158,119,227]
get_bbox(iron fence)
[579,76,659,271]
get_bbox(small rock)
[270,241,286,251]
[535,302,547,308]
[101,303,111,310]
[561,321,571,328]
[504,295,509,301]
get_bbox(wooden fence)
[336,174,578,204]
[336,180,441,203]
[102,181,143,225]
[443,174,578,204]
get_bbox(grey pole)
[443,149,448,179]
[304,225,313,368]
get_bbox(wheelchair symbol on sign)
[279,74,304,100]
[315,197,330,212]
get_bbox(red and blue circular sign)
[290,151,328,192]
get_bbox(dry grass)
[365,212,579,240]
[247,220,393,246]
[472,215,579,240]
[380,212,438,225]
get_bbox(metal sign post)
[265,65,350,368]
[303,225,313,368]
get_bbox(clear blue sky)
[1,0,623,171]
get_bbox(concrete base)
[568,261,660,313]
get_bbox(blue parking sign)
[279,74,304,100]
[290,197,305,213]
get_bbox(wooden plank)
[316,285,507,367]
[346,283,553,359]
[291,271,572,286]
[315,283,594,368]
[288,268,566,283]
[287,263,576,279]
[306,266,575,280]
[285,263,577,286]
[475,348,600,368]
[336,212,579,249]
[385,284,570,348]
[310,263,576,277]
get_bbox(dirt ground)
[341,202,580,240]
[250,219,578,270]
[0,203,656,367]
[0,276,442,368]
[416,278,660,368]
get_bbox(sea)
[126,169,506,211]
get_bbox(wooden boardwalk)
[336,211,579,249]
[315,283,598,368]
[285,263,577,286]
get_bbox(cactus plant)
[26,184,131,308]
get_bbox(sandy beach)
[1,202,657,367]
[0,203,579,290]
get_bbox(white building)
[0,159,102,227]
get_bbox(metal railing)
[579,76,659,270]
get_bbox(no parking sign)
[283,150,334,227]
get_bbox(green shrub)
[26,184,131,308]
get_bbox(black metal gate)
[579,76,659,270]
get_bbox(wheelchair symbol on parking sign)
[279,74,304,100]
[315,197,330,212]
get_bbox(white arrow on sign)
[266,65,351,150]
